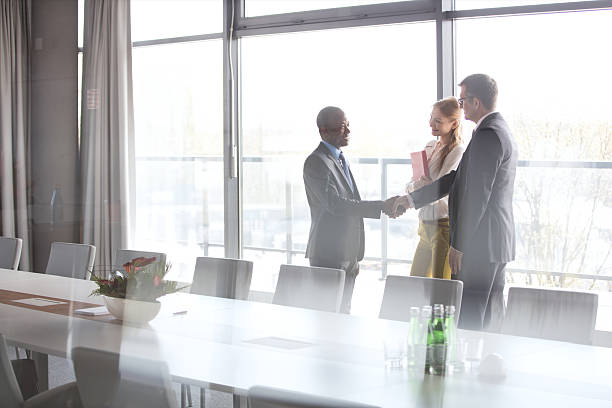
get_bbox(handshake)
[383,195,414,219]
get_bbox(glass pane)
[456,10,612,314]
[132,40,223,280]
[456,11,612,161]
[387,162,420,262]
[241,22,436,289]
[512,166,612,281]
[131,0,222,42]
[456,0,600,10]
[246,0,412,17]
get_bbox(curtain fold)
[0,0,32,271]
[81,0,135,270]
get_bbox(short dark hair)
[459,74,498,110]
[316,106,344,131]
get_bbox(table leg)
[31,351,48,391]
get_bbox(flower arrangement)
[91,256,183,302]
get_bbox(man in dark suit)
[394,74,518,330]
[304,106,397,313]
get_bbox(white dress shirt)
[407,139,465,221]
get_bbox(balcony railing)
[136,155,612,288]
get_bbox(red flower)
[132,257,157,268]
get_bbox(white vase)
[103,296,161,324]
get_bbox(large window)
[132,40,224,280]
[456,10,612,327]
[241,22,437,294]
[131,0,222,41]
[456,0,600,10]
[76,0,612,327]
[245,0,411,17]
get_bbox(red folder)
[410,150,429,179]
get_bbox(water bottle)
[420,305,432,374]
[428,304,447,376]
[444,305,457,372]
[407,307,420,367]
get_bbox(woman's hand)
[413,175,432,190]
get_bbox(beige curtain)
[81,0,135,269]
[0,0,32,271]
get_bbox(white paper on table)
[244,336,314,350]
[74,306,109,316]
[13,298,66,307]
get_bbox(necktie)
[338,151,354,192]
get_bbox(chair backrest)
[191,256,253,300]
[501,287,598,345]
[0,334,25,408]
[115,249,167,270]
[272,264,345,313]
[248,386,380,408]
[72,347,177,408]
[45,242,96,279]
[0,237,22,270]
[379,275,463,322]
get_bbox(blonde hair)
[432,97,462,169]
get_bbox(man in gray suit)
[394,74,518,330]
[304,106,397,313]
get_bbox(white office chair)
[72,346,177,408]
[115,249,167,270]
[272,264,345,313]
[0,237,22,270]
[191,256,253,300]
[248,385,380,408]
[185,257,253,407]
[501,286,598,345]
[0,335,83,408]
[379,275,463,322]
[45,242,96,279]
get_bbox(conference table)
[1,268,611,408]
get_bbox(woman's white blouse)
[408,139,465,221]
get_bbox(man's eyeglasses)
[458,96,474,108]
[327,122,349,132]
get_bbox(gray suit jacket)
[410,113,518,262]
[304,142,384,263]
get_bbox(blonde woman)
[407,97,464,279]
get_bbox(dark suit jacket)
[304,142,384,263]
[410,113,517,263]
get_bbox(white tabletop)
[1,268,611,407]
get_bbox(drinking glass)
[464,337,484,373]
[383,336,407,369]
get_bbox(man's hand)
[383,196,400,218]
[449,246,464,276]
[390,195,413,218]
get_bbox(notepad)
[74,306,109,316]
[13,298,66,307]
[244,336,314,350]
[410,150,429,179]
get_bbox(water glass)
[464,337,484,372]
[383,336,407,369]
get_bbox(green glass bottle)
[421,306,432,374]
[444,305,457,372]
[428,304,447,376]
